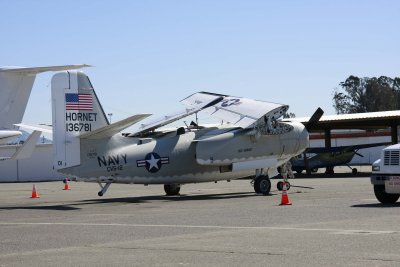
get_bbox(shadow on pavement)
[351,202,400,208]
[292,172,372,179]
[0,191,266,211]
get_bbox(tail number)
[66,123,92,132]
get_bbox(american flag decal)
[65,93,93,110]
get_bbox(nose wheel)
[277,181,291,191]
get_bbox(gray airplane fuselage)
[61,122,308,185]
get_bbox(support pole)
[324,128,331,148]
[324,128,333,174]
[391,122,398,144]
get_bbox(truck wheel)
[374,185,400,204]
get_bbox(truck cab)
[371,144,400,204]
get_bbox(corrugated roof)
[283,110,400,130]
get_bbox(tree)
[283,112,296,118]
[333,75,400,114]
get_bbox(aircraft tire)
[164,184,181,196]
[277,181,282,191]
[277,181,290,191]
[352,168,358,175]
[325,167,334,175]
[98,191,103,197]
[254,175,271,195]
[374,185,400,204]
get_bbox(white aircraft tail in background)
[0,130,41,161]
[0,64,91,131]
[0,64,90,160]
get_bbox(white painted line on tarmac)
[0,222,397,234]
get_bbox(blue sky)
[2,0,400,125]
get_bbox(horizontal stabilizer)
[80,114,151,139]
[0,64,91,75]
[11,130,41,160]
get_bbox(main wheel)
[352,168,358,175]
[374,185,400,204]
[325,167,334,175]
[164,184,181,196]
[254,175,271,195]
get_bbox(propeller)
[306,107,324,131]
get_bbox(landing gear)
[164,184,181,196]
[251,168,271,195]
[253,175,271,195]
[325,167,334,175]
[97,182,112,197]
[345,165,358,175]
[374,185,400,204]
[276,162,294,191]
[277,181,291,191]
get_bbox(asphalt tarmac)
[1,171,399,266]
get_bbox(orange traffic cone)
[63,179,70,190]
[31,184,40,198]
[279,181,292,206]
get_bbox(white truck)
[371,144,400,204]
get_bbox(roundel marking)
[136,152,170,173]
[221,98,241,107]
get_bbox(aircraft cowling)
[196,123,308,166]
[195,121,308,167]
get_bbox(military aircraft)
[51,71,322,196]
[0,64,89,160]
[291,142,390,175]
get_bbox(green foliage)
[333,76,400,114]
[283,112,296,118]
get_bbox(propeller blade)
[306,107,324,131]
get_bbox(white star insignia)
[146,154,160,170]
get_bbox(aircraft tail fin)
[0,64,90,130]
[51,71,109,169]
[0,130,41,161]
[12,130,42,160]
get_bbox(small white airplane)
[51,70,323,196]
[0,64,89,160]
